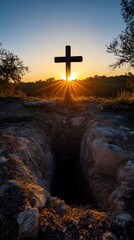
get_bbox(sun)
[68,73,77,81]
[61,73,77,81]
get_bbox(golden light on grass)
[28,75,93,101]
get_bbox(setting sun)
[68,73,77,81]
[61,73,77,81]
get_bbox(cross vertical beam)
[66,46,71,81]
[54,45,83,81]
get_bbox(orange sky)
[1,0,133,82]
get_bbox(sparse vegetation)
[0,74,134,109]
[12,73,134,104]
[0,44,29,95]
[0,48,133,108]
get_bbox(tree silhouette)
[107,0,134,68]
[0,45,29,84]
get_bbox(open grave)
[52,129,87,205]
[0,98,133,240]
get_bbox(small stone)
[71,117,85,126]
[114,213,133,227]
[72,220,78,227]
[63,119,67,124]
[0,156,7,163]
[129,131,134,135]
[63,226,67,232]
[60,204,66,211]
[103,231,117,240]
[42,226,46,232]
[79,236,85,240]
[88,224,93,229]
[17,207,39,238]
[0,184,9,196]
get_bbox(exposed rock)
[79,117,134,214]
[71,117,85,126]
[0,156,7,163]
[72,220,78,227]
[17,207,39,239]
[24,100,56,108]
[114,213,134,227]
[118,160,134,182]
[0,122,54,239]
[92,140,128,177]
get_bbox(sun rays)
[34,78,93,101]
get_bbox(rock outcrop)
[0,110,54,239]
[79,119,134,215]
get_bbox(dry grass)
[0,87,27,99]
[97,91,134,111]
[115,90,133,101]
[0,85,134,108]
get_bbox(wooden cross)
[54,45,83,81]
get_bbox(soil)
[0,97,134,240]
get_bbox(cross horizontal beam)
[54,45,83,80]
[55,56,83,63]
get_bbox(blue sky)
[0,0,131,81]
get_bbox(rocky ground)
[0,97,134,240]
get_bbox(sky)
[0,0,133,82]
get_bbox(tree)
[107,0,134,68]
[0,45,29,84]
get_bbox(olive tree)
[0,45,29,84]
[107,0,134,68]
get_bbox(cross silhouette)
[54,45,83,81]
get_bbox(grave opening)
[51,134,88,205]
